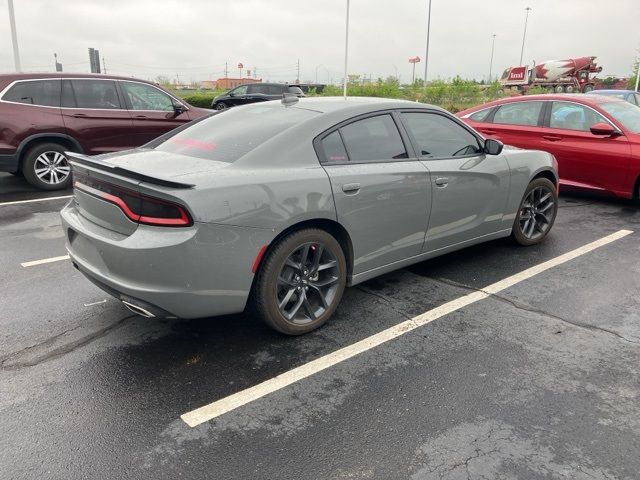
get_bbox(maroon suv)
[0,73,210,190]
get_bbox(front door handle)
[480,129,497,135]
[72,113,87,118]
[342,182,361,193]
[542,135,562,141]
[434,177,449,187]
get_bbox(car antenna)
[281,93,299,106]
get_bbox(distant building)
[199,81,217,90]
[215,77,262,90]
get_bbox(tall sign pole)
[8,0,21,72]
[343,0,350,99]
[423,0,432,85]
[488,34,496,82]
[519,7,532,66]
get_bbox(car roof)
[589,89,635,94]
[0,72,158,84]
[286,96,439,114]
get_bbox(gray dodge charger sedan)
[60,96,558,335]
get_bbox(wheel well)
[255,219,354,280]
[18,136,80,170]
[532,169,558,188]
[633,175,640,200]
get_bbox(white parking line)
[0,195,72,206]
[21,255,70,268]
[180,229,633,428]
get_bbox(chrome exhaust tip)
[122,300,156,318]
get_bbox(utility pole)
[343,0,350,99]
[519,7,532,66]
[635,64,640,92]
[8,0,21,72]
[296,59,300,83]
[423,0,432,85]
[225,62,228,79]
[102,57,107,74]
[488,34,496,82]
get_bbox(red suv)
[0,73,210,190]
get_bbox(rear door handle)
[435,177,449,187]
[72,113,87,118]
[134,115,148,119]
[342,182,361,193]
[542,135,562,141]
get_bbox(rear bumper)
[0,153,19,173]
[60,200,274,319]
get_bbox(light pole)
[488,34,496,83]
[519,7,532,66]
[343,0,350,99]
[635,59,640,92]
[8,0,21,72]
[423,0,432,85]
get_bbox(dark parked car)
[211,83,305,110]
[0,73,210,190]
[587,89,640,106]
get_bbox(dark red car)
[0,73,210,190]
[457,94,640,199]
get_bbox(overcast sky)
[1,0,638,84]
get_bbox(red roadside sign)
[409,56,421,64]
[237,63,244,69]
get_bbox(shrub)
[180,91,216,108]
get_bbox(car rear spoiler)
[66,152,195,189]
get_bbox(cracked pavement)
[1,173,640,480]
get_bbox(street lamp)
[488,34,496,83]
[423,0,432,85]
[519,7,532,66]
[343,0,350,99]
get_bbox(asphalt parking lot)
[1,171,639,480]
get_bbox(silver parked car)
[61,97,558,335]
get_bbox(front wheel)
[22,143,72,190]
[215,102,227,110]
[253,229,347,335]
[512,178,558,246]
[582,84,594,93]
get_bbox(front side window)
[598,100,640,133]
[231,85,248,95]
[121,81,174,111]
[339,114,407,161]
[402,112,482,158]
[2,80,61,107]
[69,80,121,109]
[267,85,285,95]
[493,101,543,126]
[549,102,608,132]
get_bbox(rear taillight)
[74,176,192,227]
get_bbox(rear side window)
[154,105,318,162]
[69,80,122,109]
[402,112,481,158]
[493,101,543,126]
[468,107,493,122]
[320,131,348,163]
[2,80,61,107]
[267,85,285,95]
[340,114,407,161]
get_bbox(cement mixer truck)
[500,56,602,93]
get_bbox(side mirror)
[590,122,619,136]
[173,103,188,115]
[484,138,504,155]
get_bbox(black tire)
[512,178,558,246]
[22,143,72,191]
[215,102,227,111]
[253,229,347,335]
[583,84,594,93]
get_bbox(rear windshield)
[154,105,317,162]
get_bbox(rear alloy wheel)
[512,178,558,246]
[554,85,564,94]
[215,102,227,110]
[22,143,72,190]
[254,229,347,335]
